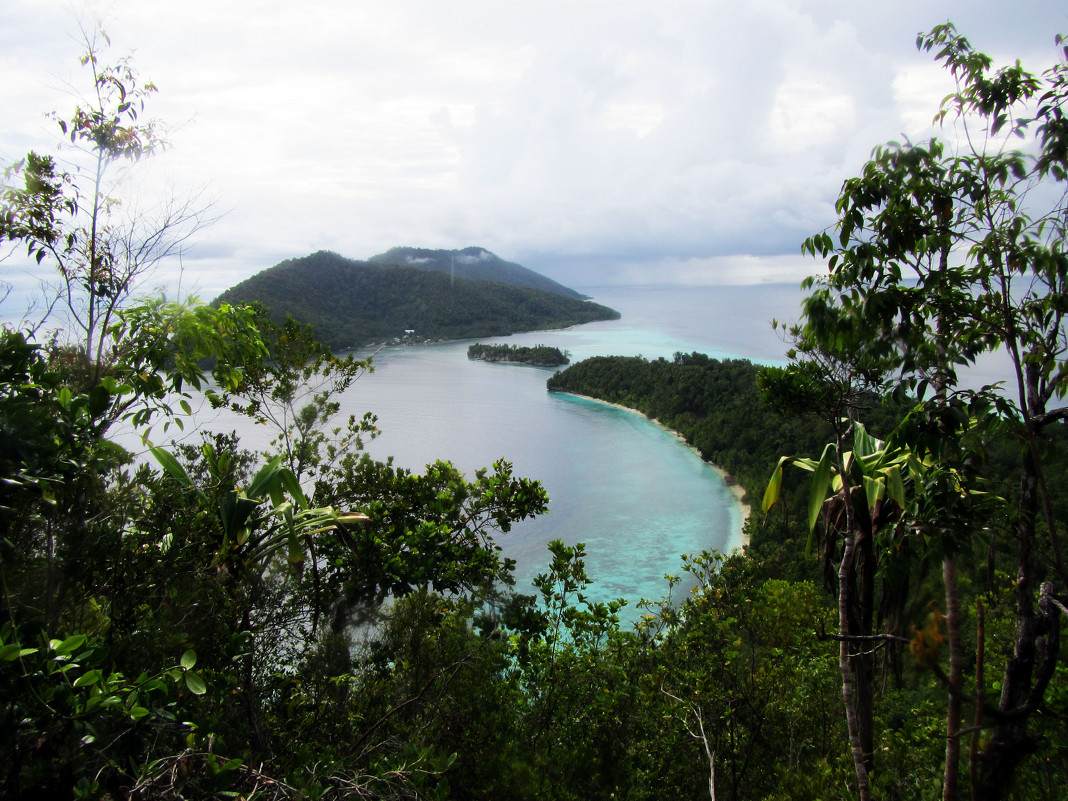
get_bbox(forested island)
[468,342,570,366]
[213,250,619,350]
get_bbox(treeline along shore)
[546,353,853,513]
[468,342,570,366]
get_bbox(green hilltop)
[213,249,618,350]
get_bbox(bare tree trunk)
[839,525,871,801]
[696,710,716,801]
[661,688,716,801]
[969,600,985,801]
[849,524,877,778]
[832,419,873,801]
[934,300,964,801]
[943,554,963,801]
[976,424,1061,800]
[972,277,1065,800]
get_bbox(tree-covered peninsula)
[548,348,1068,798]
[213,250,619,351]
[547,353,902,517]
[468,343,570,366]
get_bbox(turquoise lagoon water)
[161,283,810,612]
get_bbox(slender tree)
[1,23,213,385]
[795,23,1068,800]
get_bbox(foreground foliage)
[763,23,1068,801]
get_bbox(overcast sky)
[2,0,1067,302]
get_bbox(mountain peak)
[368,246,587,300]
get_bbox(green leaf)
[141,679,168,696]
[0,643,38,661]
[863,475,883,512]
[87,383,112,417]
[151,446,197,491]
[807,444,836,532]
[184,670,207,695]
[129,706,150,719]
[886,464,906,508]
[180,649,197,670]
[287,528,305,566]
[246,455,283,499]
[52,634,87,656]
[73,669,102,688]
[278,467,308,510]
[218,492,259,542]
[852,422,875,460]
[762,457,788,513]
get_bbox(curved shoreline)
[557,391,751,551]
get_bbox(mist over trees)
[368,246,588,301]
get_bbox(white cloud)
[600,101,665,138]
[892,63,954,137]
[767,76,857,153]
[457,250,492,264]
[607,253,823,287]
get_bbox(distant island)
[467,343,571,367]
[213,249,619,351]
